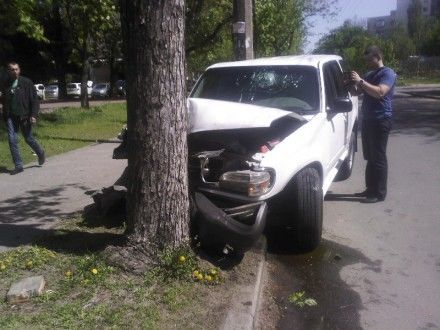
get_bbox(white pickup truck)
[188,55,358,254]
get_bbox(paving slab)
[7,275,45,304]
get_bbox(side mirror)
[327,97,352,113]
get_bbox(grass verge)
[397,75,440,86]
[0,103,126,169]
[0,215,256,329]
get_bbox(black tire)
[335,130,356,181]
[290,167,323,252]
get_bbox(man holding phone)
[349,46,396,203]
[1,62,45,175]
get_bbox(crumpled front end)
[188,100,306,254]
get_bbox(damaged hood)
[188,98,306,133]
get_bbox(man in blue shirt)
[350,46,396,203]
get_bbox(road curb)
[222,237,267,330]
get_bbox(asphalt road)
[257,85,440,330]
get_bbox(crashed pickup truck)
[188,55,358,254]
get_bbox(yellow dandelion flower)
[178,255,186,263]
[0,264,6,271]
[197,273,203,281]
[91,268,98,275]
[209,269,217,276]
[205,275,213,282]
[65,270,73,277]
[193,270,199,277]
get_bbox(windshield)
[67,83,78,89]
[95,84,108,89]
[190,65,320,113]
[46,85,58,90]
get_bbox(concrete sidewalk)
[0,143,127,251]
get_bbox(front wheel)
[289,167,323,252]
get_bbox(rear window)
[191,65,320,113]
[46,85,58,90]
[67,83,78,89]
[94,83,108,89]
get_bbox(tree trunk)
[120,0,189,251]
[52,0,68,99]
[109,49,115,98]
[80,34,90,109]
[80,57,90,108]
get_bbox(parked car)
[114,80,126,97]
[92,83,111,98]
[34,84,45,100]
[44,84,59,99]
[112,55,358,255]
[66,82,93,98]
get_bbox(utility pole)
[233,0,253,60]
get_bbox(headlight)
[219,170,273,197]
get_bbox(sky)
[304,0,397,53]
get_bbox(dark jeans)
[361,117,392,200]
[6,116,44,169]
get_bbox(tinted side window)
[323,61,348,110]
[323,63,337,109]
[329,61,347,98]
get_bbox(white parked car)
[188,55,358,254]
[34,84,45,100]
[66,82,93,98]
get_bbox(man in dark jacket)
[1,62,45,175]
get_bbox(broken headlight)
[219,170,273,197]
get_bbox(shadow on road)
[265,235,382,329]
[0,184,88,224]
[0,184,90,248]
[325,193,364,202]
[398,88,440,100]
[392,88,440,140]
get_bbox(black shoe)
[354,190,372,197]
[38,151,45,166]
[10,167,24,175]
[361,197,384,203]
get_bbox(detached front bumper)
[194,192,267,254]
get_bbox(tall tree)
[117,0,189,267]
[254,0,337,56]
[313,22,399,72]
[64,0,117,108]
[185,0,233,74]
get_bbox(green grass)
[397,75,440,86]
[0,103,126,169]
[0,216,227,329]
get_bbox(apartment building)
[367,0,440,35]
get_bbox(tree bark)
[80,34,90,109]
[120,0,189,251]
[52,0,68,99]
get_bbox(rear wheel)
[289,167,323,251]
